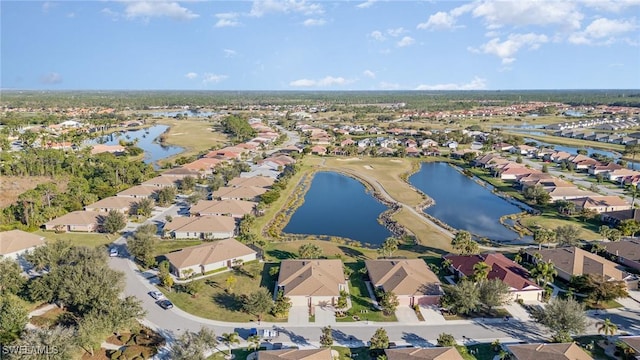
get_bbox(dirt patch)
[336,157,361,161]
[389,159,402,163]
[363,165,373,170]
[0,176,67,208]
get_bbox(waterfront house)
[588,162,623,176]
[276,259,347,307]
[606,169,640,183]
[385,347,464,360]
[365,259,441,307]
[90,144,126,155]
[0,230,45,260]
[164,238,256,278]
[43,211,103,232]
[547,187,598,202]
[507,343,593,360]
[443,253,543,302]
[189,199,256,218]
[163,215,236,239]
[567,196,631,213]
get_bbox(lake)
[409,162,524,242]
[89,124,183,168]
[283,171,392,246]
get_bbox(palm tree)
[247,335,260,352]
[221,332,240,358]
[530,260,557,286]
[472,261,491,282]
[441,258,453,272]
[597,318,618,338]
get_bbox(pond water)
[409,162,524,242]
[89,124,183,168]
[283,171,392,246]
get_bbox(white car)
[149,291,165,300]
[109,248,118,257]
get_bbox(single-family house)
[181,158,225,175]
[365,259,441,307]
[163,215,236,239]
[276,259,347,307]
[588,162,623,176]
[211,186,267,202]
[567,196,631,213]
[512,144,538,156]
[548,151,572,163]
[507,343,593,360]
[606,169,640,182]
[85,196,137,214]
[141,176,179,188]
[601,239,640,272]
[189,199,256,218]
[90,144,126,155]
[619,337,640,357]
[525,246,638,289]
[547,187,598,202]
[43,211,103,232]
[0,230,45,260]
[164,238,257,278]
[116,185,158,199]
[385,347,464,360]
[600,208,640,225]
[421,139,438,148]
[444,253,543,302]
[258,349,332,360]
[492,143,514,152]
[311,145,327,155]
[161,167,202,179]
[228,176,275,188]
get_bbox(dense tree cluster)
[221,115,256,143]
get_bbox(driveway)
[314,306,336,326]
[287,306,309,326]
[395,306,420,324]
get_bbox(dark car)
[156,299,174,309]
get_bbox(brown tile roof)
[164,238,256,269]
[443,253,540,291]
[258,349,332,360]
[164,215,236,234]
[228,176,275,188]
[161,167,202,177]
[90,144,125,155]
[385,347,464,360]
[620,336,640,352]
[211,186,267,200]
[85,196,137,210]
[44,210,103,227]
[278,259,346,297]
[507,343,593,360]
[568,196,630,209]
[116,185,158,197]
[365,259,440,296]
[547,187,597,198]
[141,176,178,187]
[0,230,45,255]
[525,247,627,281]
[601,239,640,262]
[181,158,225,171]
[189,199,256,216]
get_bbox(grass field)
[0,176,68,208]
[152,239,203,257]
[35,230,114,248]
[156,118,229,163]
[518,213,601,241]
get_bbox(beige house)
[116,185,158,199]
[507,343,593,360]
[164,238,257,278]
[526,247,638,289]
[211,186,267,201]
[258,349,332,360]
[567,196,631,213]
[43,211,103,232]
[365,259,441,306]
[601,239,640,272]
[277,259,347,306]
[0,230,45,259]
[163,215,236,239]
[141,176,178,188]
[85,196,137,214]
[189,199,256,218]
[547,187,598,202]
[619,336,640,356]
[385,347,464,360]
[228,176,275,188]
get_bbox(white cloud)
[387,27,406,37]
[40,72,63,84]
[470,0,583,30]
[303,18,326,26]
[249,0,323,17]
[123,1,199,21]
[363,70,376,78]
[289,76,351,87]
[415,76,487,90]
[214,13,240,27]
[472,33,548,64]
[356,0,376,9]
[370,30,385,41]
[101,8,119,20]
[417,11,458,30]
[202,73,228,84]
[185,72,198,79]
[223,49,237,57]
[67,12,76,18]
[397,36,415,47]
[569,17,638,44]
[580,0,640,13]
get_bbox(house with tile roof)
[189,199,256,218]
[506,343,593,360]
[141,176,179,188]
[525,246,638,289]
[116,185,159,199]
[211,186,267,201]
[258,348,332,360]
[164,238,256,278]
[547,187,598,202]
[228,176,275,188]
[43,211,104,232]
[163,215,236,239]
[276,259,347,306]
[384,347,464,360]
[0,230,45,260]
[619,336,640,356]
[365,259,441,306]
[85,196,137,214]
[443,253,543,302]
[567,196,631,213]
[600,239,640,272]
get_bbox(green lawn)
[339,262,397,322]
[159,262,285,323]
[152,239,203,257]
[460,343,498,360]
[518,212,602,241]
[35,230,114,248]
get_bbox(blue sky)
[2,0,639,90]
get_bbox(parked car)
[156,300,173,309]
[149,291,164,300]
[109,248,118,257]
